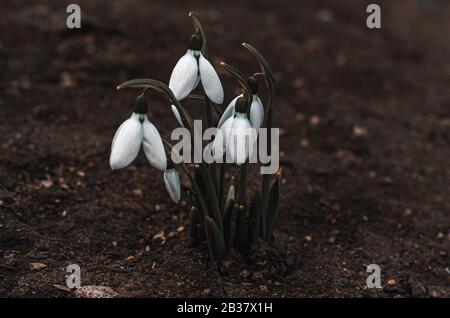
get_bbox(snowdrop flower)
[163,160,181,203]
[110,96,167,171]
[217,77,264,130]
[213,97,257,164]
[169,34,224,104]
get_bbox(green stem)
[203,94,218,188]
[162,138,209,219]
[238,162,248,205]
[261,83,274,236]
[199,164,223,234]
[218,156,226,212]
[205,96,213,128]
[183,165,208,218]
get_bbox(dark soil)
[0,0,449,297]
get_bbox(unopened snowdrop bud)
[163,159,181,203]
[169,34,223,104]
[245,77,264,129]
[249,95,264,129]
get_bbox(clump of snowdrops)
[109,12,280,261]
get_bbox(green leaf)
[223,203,238,252]
[116,78,194,131]
[220,62,253,107]
[224,183,235,214]
[265,171,281,242]
[194,166,211,216]
[199,164,223,234]
[234,205,250,254]
[189,12,208,57]
[241,43,275,100]
[184,94,206,102]
[248,191,262,243]
[204,216,226,261]
[189,206,203,245]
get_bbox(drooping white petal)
[110,113,143,170]
[171,105,184,127]
[218,94,241,128]
[193,74,201,90]
[164,169,181,203]
[249,95,264,129]
[142,116,167,171]
[169,50,199,101]
[227,113,256,165]
[199,53,224,104]
[213,116,233,158]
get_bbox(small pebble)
[387,278,396,286]
[300,137,309,147]
[309,115,320,126]
[77,170,85,177]
[132,188,143,197]
[153,231,166,243]
[201,288,211,296]
[30,262,47,270]
[353,125,367,137]
[176,226,185,233]
[404,208,412,216]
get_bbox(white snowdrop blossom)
[213,97,258,164]
[110,110,167,171]
[217,94,264,130]
[169,34,224,104]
